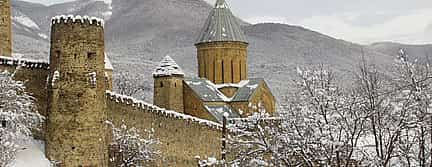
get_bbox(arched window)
[160,82,163,87]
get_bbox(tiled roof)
[232,78,263,102]
[204,105,240,123]
[184,78,227,102]
[184,78,263,102]
[195,0,247,44]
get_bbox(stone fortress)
[0,0,276,166]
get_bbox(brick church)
[153,0,276,123]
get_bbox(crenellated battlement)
[106,91,223,130]
[0,56,49,70]
[51,15,105,27]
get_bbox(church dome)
[195,0,248,44]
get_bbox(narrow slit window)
[221,61,225,83]
[87,52,96,59]
[231,60,234,82]
[240,63,242,79]
[55,50,61,67]
[1,120,6,128]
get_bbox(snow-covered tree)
[282,66,369,166]
[390,49,432,166]
[108,122,160,167]
[225,66,371,166]
[0,71,44,167]
[217,48,432,166]
[113,72,151,100]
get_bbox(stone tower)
[0,0,12,57]
[195,0,248,84]
[46,15,108,166]
[153,56,185,113]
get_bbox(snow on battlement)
[51,15,105,27]
[0,56,49,70]
[106,91,223,130]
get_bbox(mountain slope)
[9,0,432,100]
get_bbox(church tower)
[153,56,185,113]
[46,15,108,166]
[0,0,12,57]
[195,0,248,84]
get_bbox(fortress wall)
[0,58,49,139]
[106,91,222,166]
[0,57,50,117]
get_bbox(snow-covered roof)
[195,0,247,44]
[51,15,105,27]
[184,78,229,102]
[231,78,263,102]
[104,53,113,70]
[204,105,240,123]
[153,56,184,77]
[184,78,264,102]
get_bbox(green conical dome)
[196,0,247,44]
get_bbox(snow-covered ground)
[10,140,51,167]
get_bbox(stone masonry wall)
[153,76,184,113]
[107,91,222,166]
[0,0,12,57]
[183,84,216,122]
[46,16,108,166]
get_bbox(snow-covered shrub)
[107,122,160,167]
[0,71,44,167]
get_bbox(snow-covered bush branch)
[107,121,160,167]
[0,71,44,167]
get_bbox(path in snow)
[11,140,51,167]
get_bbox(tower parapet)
[46,15,108,166]
[0,0,12,57]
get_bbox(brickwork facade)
[0,0,12,57]
[153,75,184,113]
[196,41,248,84]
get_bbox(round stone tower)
[195,0,248,84]
[0,0,12,57]
[46,15,108,166]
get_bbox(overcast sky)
[22,0,432,44]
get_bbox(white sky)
[22,0,432,45]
